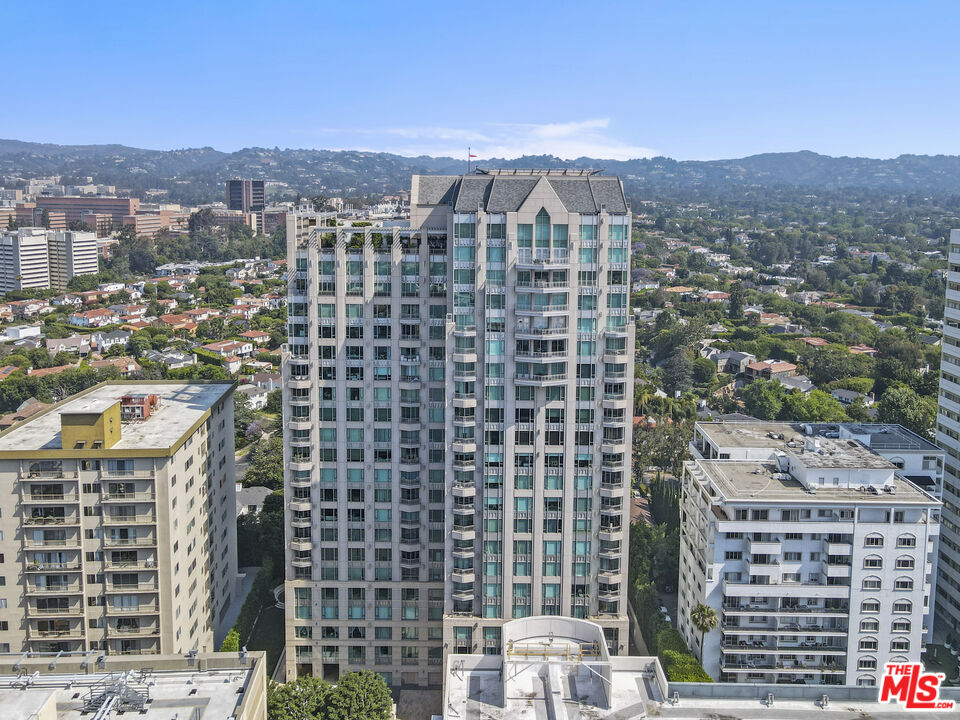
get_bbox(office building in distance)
[680,421,942,687]
[227,179,265,213]
[0,381,237,656]
[282,170,635,686]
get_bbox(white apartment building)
[0,228,50,292]
[282,170,635,688]
[936,228,960,634]
[47,230,99,289]
[0,228,98,294]
[680,421,941,687]
[0,381,237,656]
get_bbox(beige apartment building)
[0,381,237,656]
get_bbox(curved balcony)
[452,352,477,364]
[452,440,477,454]
[290,538,312,551]
[514,350,568,363]
[516,251,569,269]
[598,527,623,542]
[515,304,569,316]
[289,460,313,472]
[515,325,568,338]
[515,279,569,292]
[286,377,312,391]
[451,587,475,602]
[453,394,476,409]
[451,527,476,542]
[289,499,312,512]
[451,570,476,584]
[291,556,312,568]
[452,483,476,498]
[514,372,567,386]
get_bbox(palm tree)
[690,603,718,659]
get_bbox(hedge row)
[220,557,275,651]
[631,579,712,682]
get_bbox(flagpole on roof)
[468,147,471,174]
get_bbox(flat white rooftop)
[0,381,233,452]
[0,651,264,720]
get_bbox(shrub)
[220,628,240,652]
[661,649,713,682]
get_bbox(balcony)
[21,493,79,504]
[821,560,852,578]
[24,561,81,573]
[23,515,81,527]
[103,559,156,571]
[515,324,568,338]
[517,251,569,268]
[26,584,83,596]
[721,580,848,598]
[101,491,156,503]
[24,537,81,549]
[451,570,476,584]
[107,625,161,637]
[103,537,157,548]
[823,541,852,555]
[598,527,623,541]
[748,538,781,554]
[291,538,312,551]
[516,304,569,316]
[103,514,157,526]
[28,605,84,617]
[30,627,85,640]
[452,483,476,498]
[514,349,568,362]
[514,372,567,386]
[516,279,569,291]
[451,527,476,541]
[105,603,159,615]
[105,582,158,593]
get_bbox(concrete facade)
[0,381,237,657]
[680,421,941,687]
[47,231,98,290]
[0,228,50,293]
[282,170,634,688]
[936,228,960,635]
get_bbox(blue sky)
[5,1,958,160]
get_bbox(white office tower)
[0,227,50,292]
[282,170,635,687]
[47,230,99,289]
[680,421,942,687]
[936,228,960,634]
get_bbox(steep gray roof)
[414,172,627,214]
[486,176,540,212]
[416,176,458,206]
[453,177,493,212]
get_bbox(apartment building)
[0,229,98,293]
[0,228,50,292]
[0,381,237,657]
[937,229,960,636]
[680,421,941,687]
[282,169,635,687]
[47,230,99,290]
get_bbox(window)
[891,637,911,652]
[864,534,884,547]
[861,576,882,590]
[893,599,912,613]
[897,534,916,548]
[896,556,915,570]
[860,618,879,632]
[861,599,880,613]
[894,577,914,591]
[858,656,877,671]
[858,676,877,687]
[892,619,912,633]
[863,555,883,569]
[859,637,878,651]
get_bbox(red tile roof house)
[201,340,255,358]
[183,308,222,322]
[745,359,798,382]
[238,330,271,345]
[800,337,829,348]
[26,364,75,378]
[68,309,119,328]
[849,345,879,357]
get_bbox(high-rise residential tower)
[282,170,634,687]
[935,228,960,632]
[47,230,99,289]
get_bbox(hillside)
[4,140,960,203]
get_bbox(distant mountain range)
[3,139,960,202]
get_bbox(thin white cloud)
[309,118,656,160]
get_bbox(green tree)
[727,282,745,320]
[244,436,283,489]
[324,671,393,720]
[662,350,693,395]
[220,628,240,652]
[259,491,285,572]
[877,384,936,438]
[741,379,785,420]
[40,209,50,229]
[265,388,282,415]
[689,603,719,661]
[267,677,332,720]
[691,357,716,385]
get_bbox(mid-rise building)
[0,228,50,292]
[227,180,265,213]
[0,381,238,656]
[47,230,99,289]
[0,649,266,720]
[282,170,635,687]
[0,229,98,293]
[936,228,960,634]
[680,421,942,687]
